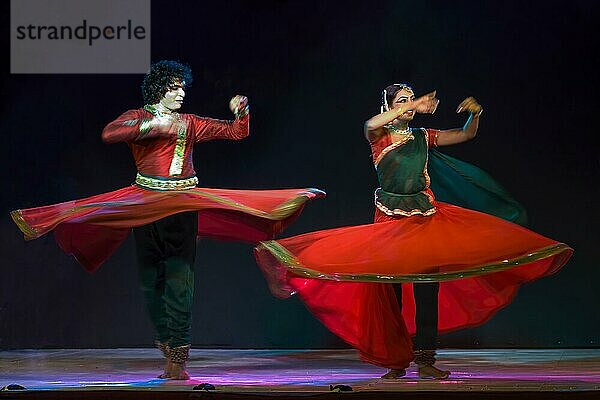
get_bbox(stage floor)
[1,348,599,399]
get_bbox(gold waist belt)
[135,173,198,191]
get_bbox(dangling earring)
[381,89,389,113]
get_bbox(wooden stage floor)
[0,348,599,399]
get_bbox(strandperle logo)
[15,19,147,46]
[11,0,150,74]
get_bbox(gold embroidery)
[374,128,435,216]
[422,128,432,190]
[10,210,39,240]
[429,129,439,147]
[256,241,572,283]
[374,197,437,217]
[187,188,326,220]
[374,134,415,167]
[10,188,325,241]
[424,190,435,204]
[142,105,188,176]
[168,115,187,176]
[135,173,198,191]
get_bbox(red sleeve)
[101,109,151,144]
[425,128,440,148]
[190,114,250,143]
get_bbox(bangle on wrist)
[235,105,249,119]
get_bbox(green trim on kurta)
[256,240,572,283]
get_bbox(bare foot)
[381,369,406,379]
[418,364,450,379]
[169,362,190,380]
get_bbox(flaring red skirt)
[254,202,572,369]
[11,185,325,272]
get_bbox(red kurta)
[101,108,250,178]
[11,108,325,272]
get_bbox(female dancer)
[254,84,572,379]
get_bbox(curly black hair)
[141,60,193,105]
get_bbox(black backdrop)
[1,1,598,349]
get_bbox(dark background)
[1,1,598,349]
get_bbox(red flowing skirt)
[11,185,325,272]
[254,202,572,369]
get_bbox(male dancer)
[12,60,324,379]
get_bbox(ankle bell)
[414,349,437,366]
[169,344,191,364]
